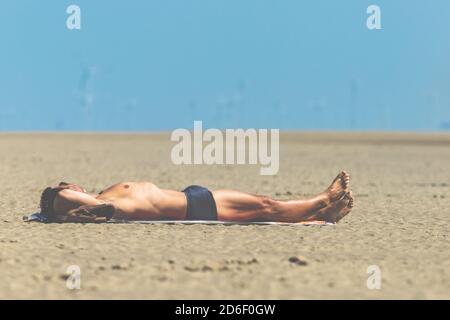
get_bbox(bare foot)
[313,191,352,223]
[334,191,354,223]
[318,171,350,206]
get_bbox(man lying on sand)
[37,171,353,223]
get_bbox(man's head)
[39,182,83,216]
[39,182,114,223]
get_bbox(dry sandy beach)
[0,132,449,299]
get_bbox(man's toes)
[340,172,350,190]
[343,171,350,181]
[346,191,354,208]
[331,172,343,185]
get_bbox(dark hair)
[39,187,61,220]
[39,182,77,219]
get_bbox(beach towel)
[23,213,334,226]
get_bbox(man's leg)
[213,171,351,223]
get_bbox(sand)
[0,132,449,299]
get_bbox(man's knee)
[259,196,280,216]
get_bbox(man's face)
[57,182,86,193]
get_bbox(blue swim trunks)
[182,185,218,220]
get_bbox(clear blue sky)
[1,0,449,131]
